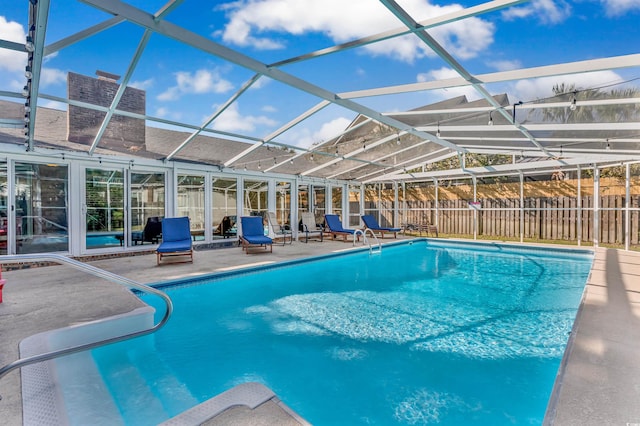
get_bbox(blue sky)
[1,0,640,149]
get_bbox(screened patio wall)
[363,163,640,251]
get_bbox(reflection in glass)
[298,184,309,211]
[332,186,343,220]
[85,168,124,249]
[130,172,165,246]
[312,185,326,225]
[177,174,205,241]
[243,179,268,217]
[275,181,291,229]
[15,162,69,254]
[0,161,7,255]
[212,177,237,239]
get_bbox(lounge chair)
[156,216,193,265]
[213,215,236,238]
[324,214,359,242]
[402,221,438,237]
[266,212,292,245]
[122,216,162,245]
[300,211,323,243]
[361,214,401,238]
[240,216,273,254]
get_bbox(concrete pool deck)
[0,238,639,425]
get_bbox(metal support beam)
[81,0,465,155]
[378,0,551,156]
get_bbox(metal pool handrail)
[354,228,382,254]
[0,253,173,399]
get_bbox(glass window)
[312,185,326,224]
[130,172,165,246]
[177,174,205,241]
[331,186,343,219]
[275,181,291,229]
[0,160,7,255]
[85,168,124,249]
[212,177,237,239]
[15,162,69,254]
[243,179,268,217]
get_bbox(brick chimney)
[67,71,146,152]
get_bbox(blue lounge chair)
[361,214,401,238]
[324,214,359,242]
[240,216,273,254]
[156,216,193,265]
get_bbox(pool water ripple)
[90,240,592,425]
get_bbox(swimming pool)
[91,240,593,425]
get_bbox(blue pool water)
[92,240,593,425]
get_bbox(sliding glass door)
[84,168,125,250]
[15,162,69,254]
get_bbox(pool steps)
[20,306,309,425]
[160,382,310,425]
[93,338,199,423]
[20,307,154,424]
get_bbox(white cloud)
[261,105,277,113]
[502,0,571,24]
[249,75,270,90]
[155,106,182,121]
[157,87,179,102]
[601,0,640,15]
[39,68,67,87]
[129,78,154,91]
[486,59,522,72]
[0,16,27,72]
[211,102,277,132]
[510,70,624,101]
[6,67,65,92]
[8,78,25,92]
[39,100,67,111]
[217,0,495,62]
[416,68,625,105]
[158,69,234,101]
[417,67,480,100]
[284,116,352,147]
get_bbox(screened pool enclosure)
[0,0,639,256]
